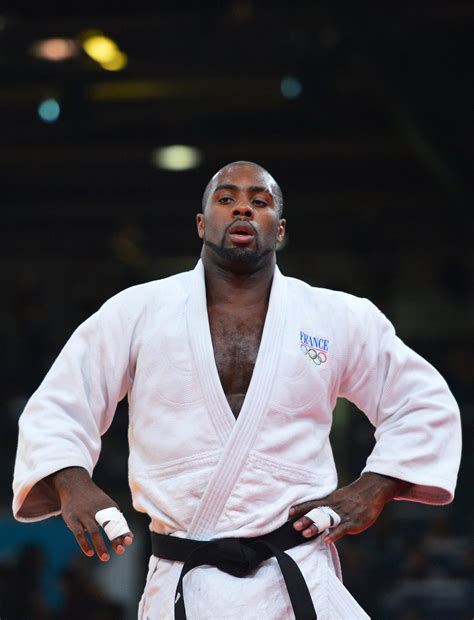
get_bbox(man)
[13,161,461,619]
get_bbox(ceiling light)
[38,98,60,123]
[151,145,203,171]
[82,34,118,64]
[280,76,302,100]
[30,38,78,61]
[101,51,128,72]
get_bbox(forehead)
[212,165,275,193]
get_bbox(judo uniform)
[13,260,461,619]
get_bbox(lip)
[227,221,255,246]
[227,221,255,236]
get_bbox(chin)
[204,239,273,269]
[223,247,260,263]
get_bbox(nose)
[232,199,254,219]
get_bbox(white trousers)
[138,537,370,620]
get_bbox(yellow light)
[151,145,203,171]
[101,51,128,72]
[82,35,118,64]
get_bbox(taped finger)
[95,507,130,541]
[304,506,341,532]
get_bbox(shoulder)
[285,273,377,316]
[283,273,391,342]
[97,270,191,322]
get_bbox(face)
[196,164,286,269]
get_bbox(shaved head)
[201,161,284,216]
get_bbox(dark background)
[0,1,472,618]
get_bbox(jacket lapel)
[186,260,288,539]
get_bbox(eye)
[252,198,267,207]
[218,196,233,204]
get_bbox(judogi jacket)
[12,260,461,619]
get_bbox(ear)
[196,213,205,239]
[276,218,286,243]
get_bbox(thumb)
[289,497,331,520]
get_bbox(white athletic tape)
[304,506,341,532]
[95,507,130,541]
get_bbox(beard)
[203,232,273,266]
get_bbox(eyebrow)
[213,183,273,195]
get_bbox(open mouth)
[227,222,255,245]
[228,222,255,236]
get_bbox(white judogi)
[13,260,461,619]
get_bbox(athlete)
[13,161,461,619]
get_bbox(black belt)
[151,520,318,619]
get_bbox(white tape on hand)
[95,507,130,541]
[304,506,341,532]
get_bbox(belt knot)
[213,539,264,577]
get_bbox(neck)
[201,250,275,306]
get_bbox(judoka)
[13,161,462,619]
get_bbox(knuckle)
[295,501,311,511]
[63,515,76,529]
[292,508,305,518]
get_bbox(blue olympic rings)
[300,343,328,365]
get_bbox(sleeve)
[12,297,133,522]
[339,298,462,505]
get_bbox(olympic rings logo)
[300,343,328,365]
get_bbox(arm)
[290,472,410,543]
[12,295,135,557]
[292,297,461,541]
[341,298,461,504]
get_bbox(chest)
[207,305,267,416]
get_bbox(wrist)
[357,472,410,504]
[47,466,92,496]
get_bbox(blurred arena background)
[0,1,472,618]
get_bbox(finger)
[293,516,314,531]
[289,500,325,519]
[109,531,134,555]
[301,522,320,538]
[70,524,95,557]
[84,521,110,561]
[95,507,130,542]
[294,506,341,535]
[323,520,353,544]
[95,507,132,555]
[305,506,341,530]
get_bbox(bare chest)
[207,305,267,418]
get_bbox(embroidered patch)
[300,330,329,366]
